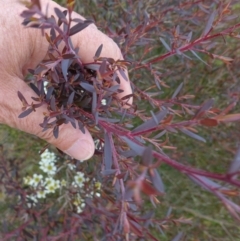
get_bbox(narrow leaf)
[186,31,192,42]
[149,169,165,193]
[99,59,107,75]
[53,125,59,138]
[62,53,75,59]
[200,118,218,127]
[18,108,33,118]
[189,174,230,194]
[61,59,70,81]
[216,113,240,122]
[69,20,93,36]
[50,96,56,111]
[101,169,117,176]
[202,11,216,36]
[54,7,67,20]
[171,82,183,99]
[159,37,171,51]
[141,180,161,196]
[67,92,75,106]
[132,109,167,134]
[228,147,240,174]
[85,64,100,71]
[29,83,40,96]
[17,91,28,106]
[190,50,209,66]
[94,44,103,58]
[194,98,214,119]
[171,232,183,241]
[180,128,206,143]
[142,146,153,166]
[120,136,145,156]
[104,132,112,169]
[46,86,54,101]
[80,82,95,93]
[118,68,129,81]
[92,91,97,113]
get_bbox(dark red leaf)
[171,232,184,241]
[104,132,112,169]
[53,125,59,138]
[18,108,33,118]
[46,86,54,101]
[200,118,218,126]
[180,128,206,143]
[149,169,165,193]
[57,10,68,26]
[159,37,171,51]
[62,53,76,59]
[80,82,95,93]
[17,91,28,106]
[54,7,67,20]
[202,11,216,36]
[132,109,167,134]
[141,180,161,196]
[171,82,183,99]
[129,220,143,237]
[120,136,145,155]
[20,10,36,18]
[94,44,103,58]
[29,83,40,96]
[31,0,41,10]
[67,92,75,106]
[99,59,107,75]
[92,92,97,113]
[61,59,70,81]
[69,20,93,36]
[118,68,129,81]
[50,96,56,111]
[228,147,240,174]
[194,98,214,119]
[142,146,153,166]
[50,28,56,41]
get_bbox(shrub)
[1,0,240,240]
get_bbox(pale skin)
[0,0,132,160]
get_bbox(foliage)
[1,0,240,240]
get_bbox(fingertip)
[64,137,95,161]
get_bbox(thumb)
[0,75,95,161]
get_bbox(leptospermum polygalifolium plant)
[3,0,239,240]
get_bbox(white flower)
[61,179,67,187]
[85,191,94,198]
[43,81,48,93]
[23,176,32,185]
[77,202,86,213]
[39,161,57,175]
[94,181,101,190]
[26,194,38,206]
[73,194,86,213]
[45,178,60,194]
[95,192,101,197]
[72,172,86,188]
[37,190,47,199]
[67,163,76,170]
[29,174,43,187]
[40,149,56,164]
[101,99,107,106]
[44,177,55,186]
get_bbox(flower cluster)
[23,149,101,213]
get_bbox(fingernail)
[64,138,94,161]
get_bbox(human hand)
[0,0,132,160]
